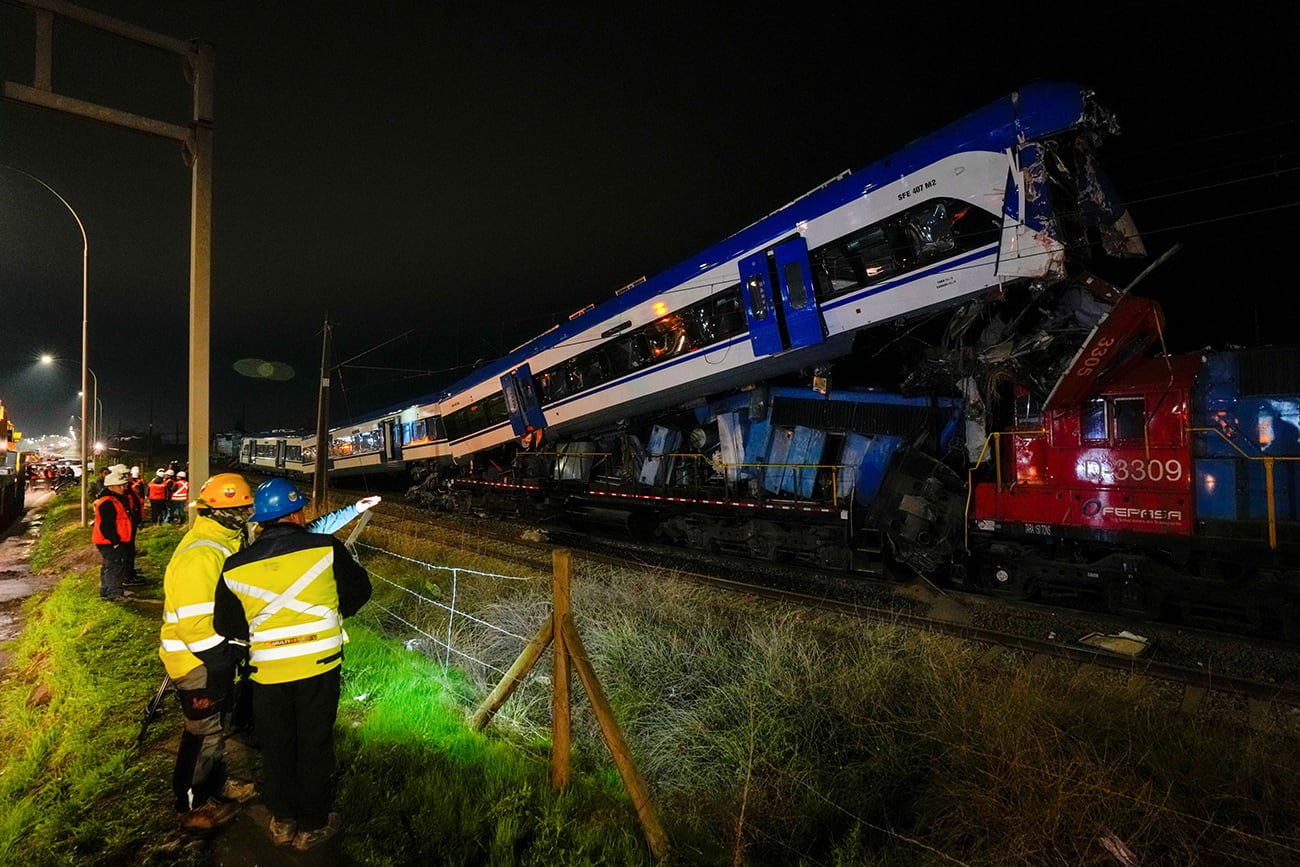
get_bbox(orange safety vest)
[170,479,190,502]
[148,479,168,500]
[92,495,134,545]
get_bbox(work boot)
[179,799,240,831]
[292,813,340,850]
[269,816,297,846]
[219,777,257,803]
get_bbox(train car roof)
[438,80,1099,401]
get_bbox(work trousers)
[96,543,132,599]
[150,499,167,524]
[172,664,231,812]
[252,667,341,830]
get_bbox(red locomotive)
[970,296,1300,635]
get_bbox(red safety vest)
[92,495,134,545]
[170,479,190,502]
[148,479,169,500]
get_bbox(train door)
[384,418,402,463]
[500,363,547,438]
[740,236,825,356]
[275,439,286,470]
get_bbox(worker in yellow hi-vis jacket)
[213,478,372,852]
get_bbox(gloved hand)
[356,496,382,513]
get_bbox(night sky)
[1,3,1297,442]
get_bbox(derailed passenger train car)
[231,82,1300,633]
[426,81,1144,570]
[436,81,1142,469]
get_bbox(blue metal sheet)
[775,426,825,498]
[763,427,792,495]
[837,433,869,501]
[857,436,902,506]
[1194,458,1237,520]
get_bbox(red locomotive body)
[972,354,1199,546]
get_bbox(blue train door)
[740,237,825,356]
[773,237,824,349]
[500,363,547,437]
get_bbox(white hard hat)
[103,470,130,486]
[177,471,187,479]
[130,466,140,477]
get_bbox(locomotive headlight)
[994,567,1010,584]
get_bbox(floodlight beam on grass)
[372,602,510,678]
[364,564,531,639]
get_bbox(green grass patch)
[5,496,1300,865]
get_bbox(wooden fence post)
[467,547,671,861]
[551,548,572,790]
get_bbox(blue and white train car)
[436,81,1142,466]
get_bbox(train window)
[645,314,688,361]
[905,201,957,261]
[784,261,809,309]
[809,198,999,301]
[443,391,510,441]
[746,274,770,320]
[1081,399,1107,441]
[530,285,748,409]
[1114,398,1146,441]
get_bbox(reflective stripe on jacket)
[158,515,242,679]
[170,479,190,502]
[220,541,346,684]
[92,494,133,545]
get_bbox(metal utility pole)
[2,0,214,526]
[312,318,333,508]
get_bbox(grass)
[3,485,1300,865]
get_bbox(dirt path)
[0,487,59,673]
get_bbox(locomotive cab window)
[1081,399,1107,442]
[1113,397,1146,441]
[1081,397,1145,443]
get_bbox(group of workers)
[93,467,377,851]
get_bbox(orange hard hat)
[192,472,254,509]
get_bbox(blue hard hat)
[250,477,306,523]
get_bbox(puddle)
[0,489,59,671]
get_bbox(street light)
[1,164,91,525]
[77,367,100,454]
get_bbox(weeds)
[4,492,1300,865]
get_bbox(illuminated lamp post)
[77,367,101,457]
[1,164,91,525]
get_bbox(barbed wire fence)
[342,526,1300,867]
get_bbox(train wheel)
[1106,580,1163,620]
[987,561,1036,600]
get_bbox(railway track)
[339,492,1300,726]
